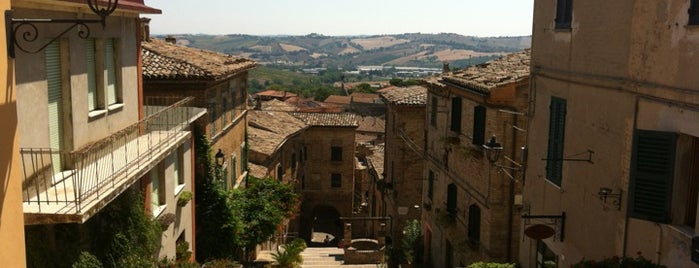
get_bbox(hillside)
[162,33,531,69]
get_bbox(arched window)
[468,204,481,245]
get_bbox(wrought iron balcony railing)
[21,97,203,224]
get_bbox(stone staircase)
[257,247,383,268]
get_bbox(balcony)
[21,97,205,224]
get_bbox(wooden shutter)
[446,183,457,214]
[430,96,437,127]
[468,204,481,243]
[546,97,566,186]
[428,170,434,200]
[450,97,462,132]
[629,130,676,223]
[472,105,486,145]
[690,0,699,25]
[555,0,573,29]
[86,39,97,111]
[46,41,64,172]
[105,39,117,105]
[231,154,237,187]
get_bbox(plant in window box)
[157,213,177,229]
[177,191,193,207]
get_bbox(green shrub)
[72,252,103,268]
[467,262,515,268]
[177,191,193,207]
[572,255,666,268]
[272,238,307,268]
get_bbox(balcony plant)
[177,191,193,207]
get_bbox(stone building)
[12,0,202,262]
[142,37,257,190]
[290,112,360,244]
[520,1,699,267]
[422,50,530,266]
[379,86,427,247]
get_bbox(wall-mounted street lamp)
[6,0,120,58]
[598,187,622,210]
[215,149,225,167]
[482,135,503,164]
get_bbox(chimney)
[140,17,151,42]
[165,35,176,44]
[442,62,450,74]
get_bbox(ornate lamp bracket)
[5,0,118,58]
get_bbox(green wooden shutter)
[472,105,486,145]
[446,183,457,214]
[231,154,237,187]
[241,142,247,171]
[546,97,566,186]
[450,97,462,132]
[86,39,97,111]
[46,41,64,172]
[629,130,677,223]
[105,39,117,105]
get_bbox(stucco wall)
[0,0,28,265]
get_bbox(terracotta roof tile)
[248,111,307,157]
[142,38,256,80]
[357,116,385,133]
[380,85,427,106]
[433,49,530,94]
[261,99,299,112]
[324,95,351,105]
[290,112,359,127]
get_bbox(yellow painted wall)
[1,1,28,266]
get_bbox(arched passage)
[308,204,342,246]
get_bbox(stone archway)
[308,204,342,247]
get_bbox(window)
[151,166,165,215]
[427,170,434,200]
[555,0,573,29]
[536,241,558,268]
[209,99,217,137]
[628,130,689,224]
[173,147,185,193]
[472,105,486,146]
[241,142,247,171]
[690,0,699,25]
[222,96,228,126]
[430,96,437,127]
[277,164,284,181]
[229,79,238,118]
[331,173,342,188]
[86,39,100,111]
[331,146,342,161]
[450,97,462,132]
[230,154,237,187]
[546,97,566,186]
[47,40,65,172]
[291,153,297,172]
[468,204,481,245]
[446,183,457,215]
[104,39,119,105]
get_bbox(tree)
[401,220,423,265]
[229,176,299,262]
[193,127,238,262]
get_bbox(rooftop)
[261,99,300,112]
[357,116,385,134]
[291,112,359,127]
[142,38,257,80]
[255,90,298,99]
[430,49,530,94]
[380,85,427,106]
[324,95,351,105]
[248,111,307,157]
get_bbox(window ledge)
[88,109,107,119]
[174,184,186,196]
[108,103,124,112]
[152,205,167,218]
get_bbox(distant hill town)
[157,33,531,70]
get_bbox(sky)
[144,0,534,37]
